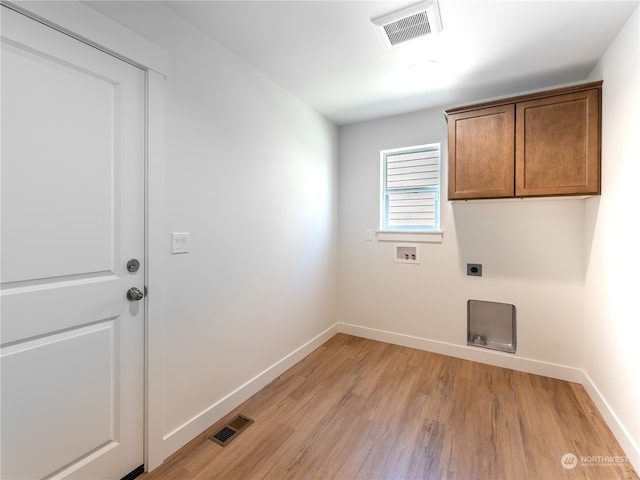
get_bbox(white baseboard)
[159,322,638,477]
[161,323,339,458]
[339,323,639,473]
[582,371,640,474]
[337,322,583,382]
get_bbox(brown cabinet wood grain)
[446,82,601,200]
[448,105,515,199]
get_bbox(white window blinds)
[381,144,440,230]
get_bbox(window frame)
[380,142,442,232]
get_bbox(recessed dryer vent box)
[467,299,516,353]
[394,244,419,264]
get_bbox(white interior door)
[1,6,145,479]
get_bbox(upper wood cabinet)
[446,82,602,200]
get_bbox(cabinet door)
[515,89,600,196]
[448,105,515,200]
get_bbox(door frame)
[2,1,168,472]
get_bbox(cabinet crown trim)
[444,80,603,119]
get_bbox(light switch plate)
[172,233,189,254]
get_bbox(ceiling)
[100,1,639,125]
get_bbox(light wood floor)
[142,334,638,480]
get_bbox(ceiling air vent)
[371,1,443,49]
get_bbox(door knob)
[127,287,144,301]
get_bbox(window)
[380,143,441,231]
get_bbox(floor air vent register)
[209,414,254,447]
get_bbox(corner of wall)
[582,371,640,472]
[159,324,339,460]
[582,4,640,475]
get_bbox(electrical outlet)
[467,263,482,276]
[365,229,373,241]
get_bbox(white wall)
[584,5,640,470]
[160,11,338,446]
[87,1,339,459]
[337,108,585,376]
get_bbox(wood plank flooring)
[141,334,638,480]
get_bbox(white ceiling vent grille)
[372,1,442,49]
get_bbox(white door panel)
[2,38,115,283]
[1,276,123,345]
[2,322,117,480]
[1,6,145,479]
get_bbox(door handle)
[127,287,144,301]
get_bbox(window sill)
[376,230,443,243]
